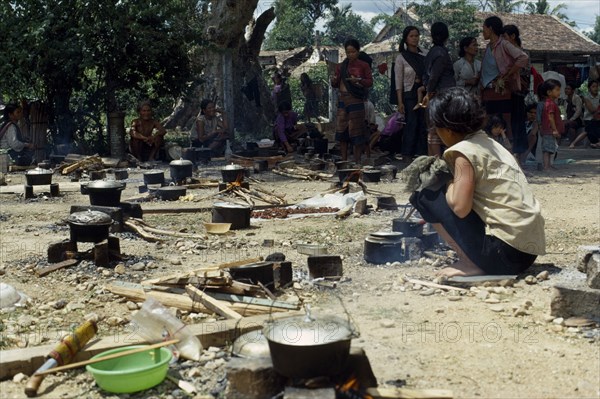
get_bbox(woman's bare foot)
[437,261,486,277]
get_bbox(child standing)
[409,87,545,276]
[538,79,564,170]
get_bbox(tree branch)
[248,7,276,58]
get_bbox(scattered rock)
[114,263,126,274]
[476,290,490,300]
[552,317,564,326]
[419,288,436,296]
[53,299,68,310]
[101,269,112,277]
[542,315,555,323]
[17,315,35,327]
[448,296,462,302]
[169,257,182,265]
[131,262,146,271]
[13,373,27,383]
[484,298,501,304]
[380,319,395,328]
[564,317,595,327]
[513,306,529,317]
[105,316,124,326]
[536,270,549,281]
[524,275,537,285]
[126,301,139,311]
[489,305,505,312]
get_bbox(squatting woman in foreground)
[409,87,546,277]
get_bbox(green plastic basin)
[86,345,172,393]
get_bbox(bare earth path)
[0,147,598,398]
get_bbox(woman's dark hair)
[539,79,561,98]
[300,73,312,85]
[588,80,599,89]
[430,22,449,46]
[2,103,21,121]
[503,24,521,47]
[484,16,504,36]
[343,38,360,51]
[428,87,485,134]
[200,98,213,115]
[399,26,420,53]
[458,36,476,58]
[485,113,507,133]
[278,101,292,113]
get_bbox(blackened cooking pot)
[228,261,274,287]
[25,168,53,186]
[143,170,165,186]
[338,169,361,183]
[380,164,398,180]
[67,210,112,243]
[195,148,212,163]
[155,185,187,201]
[364,232,405,264]
[170,159,193,182]
[212,202,251,229]
[221,164,245,183]
[182,147,197,163]
[362,169,381,183]
[263,312,359,378]
[113,169,128,180]
[86,180,126,207]
[392,218,424,237]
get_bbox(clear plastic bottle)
[224,140,233,161]
[130,298,202,361]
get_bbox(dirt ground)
[0,146,599,399]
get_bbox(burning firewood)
[59,155,104,175]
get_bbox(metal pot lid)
[231,261,272,270]
[370,231,403,238]
[170,159,193,166]
[87,180,125,190]
[264,314,355,346]
[222,164,244,171]
[144,169,164,176]
[26,167,53,175]
[67,210,112,225]
[232,330,271,358]
[213,201,251,209]
[158,186,187,192]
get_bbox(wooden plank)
[35,259,80,277]
[105,282,283,315]
[405,278,468,293]
[0,311,301,380]
[366,387,453,399]
[186,285,243,320]
[208,292,300,310]
[217,257,264,270]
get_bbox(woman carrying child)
[410,87,545,277]
[538,79,564,170]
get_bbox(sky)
[255,0,599,34]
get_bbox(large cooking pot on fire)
[212,202,251,229]
[25,167,53,186]
[67,210,112,243]
[263,306,359,378]
[143,170,165,186]
[169,159,193,182]
[86,180,126,207]
[155,185,187,201]
[221,164,245,183]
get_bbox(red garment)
[531,66,543,94]
[333,59,373,89]
[540,98,564,136]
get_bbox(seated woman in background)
[129,101,166,162]
[191,99,229,155]
[0,103,35,166]
[272,102,306,153]
[410,87,545,277]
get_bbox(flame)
[336,374,373,399]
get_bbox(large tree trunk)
[164,1,276,140]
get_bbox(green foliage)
[524,0,575,27]
[587,16,600,44]
[409,0,480,59]
[478,0,527,12]
[263,0,314,50]
[323,4,376,46]
[0,0,202,153]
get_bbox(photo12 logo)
[400,321,538,344]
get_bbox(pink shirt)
[483,37,528,92]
